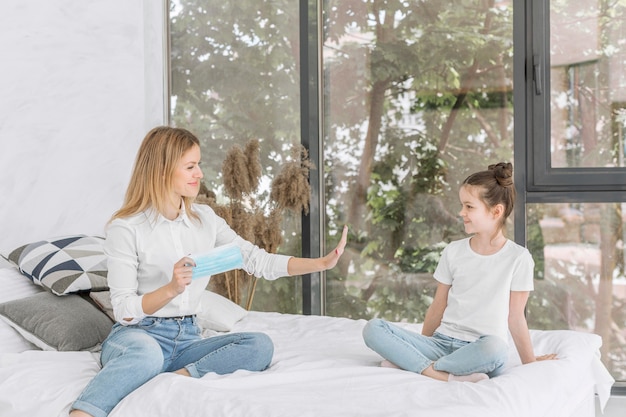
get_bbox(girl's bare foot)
[447,372,489,383]
[380,360,402,369]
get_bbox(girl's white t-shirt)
[433,238,534,343]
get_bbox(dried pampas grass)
[270,145,313,215]
[197,139,313,309]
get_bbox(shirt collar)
[145,201,193,229]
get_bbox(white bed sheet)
[0,311,614,417]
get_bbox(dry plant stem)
[235,269,241,304]
[246,275,258,310]
[225,270,233,301]
[199,140,313,308]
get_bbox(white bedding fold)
[0,351,100,417]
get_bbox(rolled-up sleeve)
[210,209,291,280]
[104,220,146,325]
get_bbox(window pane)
[323,1,515,320]
[550,0,626,168]
[527,202,626,381]
[169,0,302,313]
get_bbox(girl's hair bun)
[488,162,513,187]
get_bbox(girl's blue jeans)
[71,316,273,417]
[362,318,508,377]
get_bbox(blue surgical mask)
[190,243,244,280]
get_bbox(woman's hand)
[169,257,195,295]
[286,225,349,276]
[322,225,349,269]
[141,256,195,316]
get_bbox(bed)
[0,241,615,417]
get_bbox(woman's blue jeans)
[362,318,508,377]
[71,316,273,417]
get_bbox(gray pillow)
[89,290,115,322]
[0,292,113,351]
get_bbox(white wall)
[0,0,167,252]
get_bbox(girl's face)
[458,185,501,235]
[171,144,203,200]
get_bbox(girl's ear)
[492,203,505,219]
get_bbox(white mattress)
[0,309,615,417]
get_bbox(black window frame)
[300,0,324,315]
[521,0,626,196]
[516,0,626,393]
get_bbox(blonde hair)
[111,126,201,222]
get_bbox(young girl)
[70,126,348,417]
[362,162,556,383]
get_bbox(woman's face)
[171,144,203,200]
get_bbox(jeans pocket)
[137,317,161,329]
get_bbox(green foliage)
[413,91,514,111]
[171,0,304,313]
[171,1,626,382]
[364,131,457,272]
[396,243,445,274]
[252,273,302,313]
[363,274,439,323]
[322,0,516,324]
[170,0,301,192]
[526,205,546,280]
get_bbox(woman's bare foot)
[174,368,191,377]
[69,410,93,417]
[447,372,489,383]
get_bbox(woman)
[362,162,556,383]
[70,126,348,417]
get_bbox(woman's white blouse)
[104,203,291,324]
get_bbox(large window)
[322,1,515,320]
[169,0,304,313]
[523,0,626,384]
[526,202,626,381]
[548,0,626,170]
[169,0,626,383]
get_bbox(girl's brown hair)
[111,126,201,222]
[462,162,515,231]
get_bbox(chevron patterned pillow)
[2,235,108,295]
